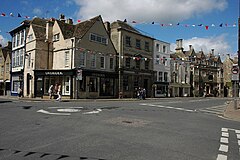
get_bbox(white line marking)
[216,154,227,160]
[140,104,194,112]
[83,109,102,115]
[222,132,229,138]
[237,134,240,139]
[236,130,240,134]
[37,109,71,116]
[48,107,83,109]
[220,137,229,144]
[221,128,228,132]
[219,144,228,152]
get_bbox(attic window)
[90,33,108,45]
[53,33,60,41]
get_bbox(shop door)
[35,77,43,97]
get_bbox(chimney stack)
[189,45,192,51]
[175,39,184,53]
[59,14,65,23]
[104,21,111,35]
[66,18,73,25]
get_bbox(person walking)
[48,85,54,99]
[17,86,22,98]
[56,84,62,101]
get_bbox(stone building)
[223,54,238,97]
[9,20,30,96]
[169,39,191,97]
[153,40,171,97]
[0,42,11,95]
[25,15,117,99]
[170,39,223,97]
[109,20,154,98]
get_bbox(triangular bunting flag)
[1,13,6,16]
[18,13,21,17]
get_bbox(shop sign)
[45,71,63,76]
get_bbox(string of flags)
[1,12,30,19]
[123,19,237,30]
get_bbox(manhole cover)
[57,109,81,112]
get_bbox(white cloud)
[0,35,7,46]
[73,0,227,22]
[170,35,231,57]
[33,8,43,16]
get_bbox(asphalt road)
[0,97,239,160]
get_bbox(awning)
[4,80,10,82]
[0,80,4,83]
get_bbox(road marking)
[222,128,228,132]
[236,130,240,134]
[220,137,229,144]
[48,107,83,109]
[37,109,71,116]
[222,132,229,138]
[237,134,240,139]
[219,144,228,152]
[83,109,102,115]
[57,109,81,112]
[140,103,194,112]
[217,154,227,160]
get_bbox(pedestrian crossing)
[198,105,227,115]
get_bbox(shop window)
[80,77,86,91]
[123,75,129,91]
[63,76,70,95]
[100,78,114,96]
[89,77,98,92]
[13,81,20,92]
[134,76,139,88]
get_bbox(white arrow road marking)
[37,109,71,116]
[83,109,102,115]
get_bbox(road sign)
[232,66,239,74]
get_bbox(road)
[0,97,239,160]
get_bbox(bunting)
[122,19,237,30]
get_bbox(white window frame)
[100,56,105,69]
[79,52,86,67]
[89,33,108,45]
[65,51,70,67]
[90,54,96,68]
[53,33,60,42]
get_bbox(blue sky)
[0,0,238,58]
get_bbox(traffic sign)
[232,66,239,74]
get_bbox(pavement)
[223,100,240,122]
[1,95,240,122]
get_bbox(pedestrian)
[48,85,54,99]
[56,84,62,101]
[142,88,146,100]
[17,86,22,98]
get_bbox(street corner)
[223,100,240,122]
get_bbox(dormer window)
[53,33,60,41]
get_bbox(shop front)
[11,71,24,96]
[34,70,74,99]
[77,69,117,99]
[154,82,169,98]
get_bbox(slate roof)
[57,15,101,39]
[56,20,75,39]
[111,20,141,34]
[30,18,49,39]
